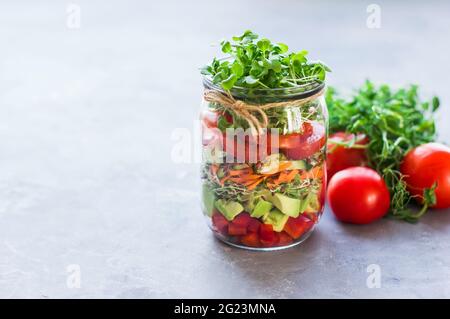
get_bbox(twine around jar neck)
[203,88,325,135]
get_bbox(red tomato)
[228,223,247,236]
[240,232,260,247]
[279,122,326,160]
[247,218,262,233]
[222,132,273,163]
[327,167,390,224]
[400,143,450,209]
[259,224,279,246]
[223,111,233,124]
[201,126,220,146]
[231,213,252,228]
[278,232,293,245]
[327,132,369,179]
[201,110,219,128]
[212,212,228,235]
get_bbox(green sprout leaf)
[221,73,237,90]
[202,30,330,91]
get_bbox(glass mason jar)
[200,77,327,251]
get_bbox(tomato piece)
[222,132,273,163]
[400,143,450,209]
[327,167,390,224]
[327,132,369,179]
[201,110,219,128]
[283,215,313,239]
[228,223,248,236]
[223,111,233,124]
[212,212,228,235]
[240,232,260,247]
[247,218,262,233]
[259,224,279,246]
[278,232,293,245]
[231,213,252,228]
[202,126,220,146]
[280,122,326,160]
[279,122,313,148]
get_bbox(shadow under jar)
[200,77,328,251]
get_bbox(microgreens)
[201,30,331,91]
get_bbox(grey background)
[1,0,449,298]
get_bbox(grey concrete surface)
[0,0,449,298]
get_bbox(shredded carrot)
[228,168,252,176]
[210,164,219,176]
[229,175,261,183]
[300,166,324,180]
[275,169,298,184]
[246,178,264,190]
[219,176,230,186]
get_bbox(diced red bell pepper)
[247,218,262,233]
[232,213,252,228]
[259,224,279,247]
[212,212,228,235]
[240,232,260,247]
[228,223,248,236]
[283,215,313,239]
[278,231,293,245]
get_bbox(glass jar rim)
[202,75,325,101]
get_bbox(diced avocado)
[259,189,273,200]
[214,199,244,221]
[304,192,320,213]
[287,160,306,170]
[298,196,309,214]
[263,209,289,232]
[251,199,273,218]
[241,193,256,213]
[202,184,216,217]
[266,193,301,218]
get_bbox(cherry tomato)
[327,167,390,224]
[400,143,450,209]
[279,122,326,160]
[327,132,369,179]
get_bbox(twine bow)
[203,88,324,135]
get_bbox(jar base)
[212,225,316,252]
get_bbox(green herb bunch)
[201,30,331,90]
[326,81,440,221]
